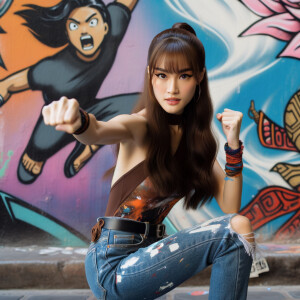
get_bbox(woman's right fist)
[42,97,82,134]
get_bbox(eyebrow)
[68,17,80,24]
[68,13,97,24]
[86,13,97,22]
[154,67,193,73]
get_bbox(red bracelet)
[224,140,244,177]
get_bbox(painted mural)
[0,0,299,246]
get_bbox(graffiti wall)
[0,0,299,246]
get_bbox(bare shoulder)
[134,108,146,118]
[111,112,147,144]
[108,112,146,126]
[121,112,146,125]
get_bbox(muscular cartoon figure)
[0,0,138,184]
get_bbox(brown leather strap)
[91,219,104,242]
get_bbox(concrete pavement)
[0,244,299,300]
[0,287,300,300]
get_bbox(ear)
[103,22,109,34]
[198,68,206,83]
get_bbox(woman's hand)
[216,108,243,149]
[0,80,11,107]
[42,96,82,134]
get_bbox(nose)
[167,78,179,94]
[81,24,89,34]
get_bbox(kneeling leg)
[209,214,254,300]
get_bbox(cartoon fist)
[0,81,11,107]
[216,108,243,149]
[42,96,82,134]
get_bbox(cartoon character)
[0,0,138,184]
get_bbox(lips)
[80,35,94,50]
[165,98,181,105]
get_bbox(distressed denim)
[85,214,253,300]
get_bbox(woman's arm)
[213,108,244,213]
[0,68,30,105]
[75,113,146,145]
[213,159,242,213]
[42,96,147,146]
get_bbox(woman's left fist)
[216,108,243,149]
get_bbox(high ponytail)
[172,22,197,36]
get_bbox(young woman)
[42,23,255,300]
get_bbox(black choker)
[165,112,183,125]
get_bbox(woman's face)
[66,7,108,57]
[151,57,198,115]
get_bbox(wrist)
[225,140,243,153]
[227,141,240,150]
[73,108,90,135]
[224,140,243,177]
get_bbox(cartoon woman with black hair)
[0,0,138,184]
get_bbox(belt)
[98,217,166,239]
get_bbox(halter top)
[105,139,184,224]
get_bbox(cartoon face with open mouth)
[81,34,94,51]
[66,6,108,59]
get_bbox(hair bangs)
[150,38,201,78]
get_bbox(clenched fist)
[42,97,82,134]
[216,108,243,149]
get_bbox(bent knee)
[230,215,252,233]
[230,215,254,242]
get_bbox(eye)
[69,22,78,31]
[180,74,193,79]
[155,73,167,79]
[89,18,98,27]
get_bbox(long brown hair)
[109,23,218,209]
[137,22,218,209]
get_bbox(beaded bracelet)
[73,108,90,135]
[224,140,244,177]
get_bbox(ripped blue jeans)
[85,214,254,300]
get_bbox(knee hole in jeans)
[230,215,254,242]
[229,214,257,259]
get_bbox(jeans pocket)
[85,248,107,300]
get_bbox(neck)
[76,48,101,62]
[164,111,183,126]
